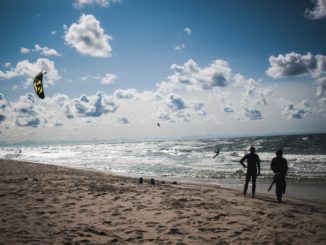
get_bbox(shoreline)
[3,157,326,203]
[1,159,326,244]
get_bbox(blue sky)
[0,0,326,144]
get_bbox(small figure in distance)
[213,147,220,158]
[240,146,261,198]
[271,149,288,203]
[157,122,160,127]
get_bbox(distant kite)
[157,122,160,127]
[33,71,46,99]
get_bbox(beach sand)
[0,159,325,244]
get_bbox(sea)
[1,133,326,202]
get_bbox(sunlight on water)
[1,134,325,181]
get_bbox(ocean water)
[1,134,326,182]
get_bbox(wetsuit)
[240,153,260,197]
[271,157,288,202]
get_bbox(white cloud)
[21,45,61,56]
[316,76,326,98]
[3,62,11,68]
[0,58,60,87]
[183,27,192,35]
[242,108,262,120]
[114,89,138,99]
[166,94,187,111]
[0,93,7,123]
[11,93,44,127]
[278,99,313,120]
[305,0,326,19]
[315,76,326,115]
[191,101,207,116]
[174,43,186,51]
[71,92,118,117]
[117,116,129,124]
[64,14,113,57]
[34,44,61,56]
[73,0,120,8]
[266,52,326,78]
[101,73,117,85]
[51,31,56,35]
[158,59,232,93]
[81,74,101,81]
[20,47,30,54]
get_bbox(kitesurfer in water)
[240,146,261,198]
[213,147,220,158]
[271,149,288,203]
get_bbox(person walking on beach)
[240,146,261,198]
[271,149,288,203]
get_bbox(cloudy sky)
[0,0,326,145]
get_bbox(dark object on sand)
[138,177,143,184]
[150,179,155,185]
[268,177,275,192]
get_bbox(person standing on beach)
[240,146,261,198]
[271,149,288,202]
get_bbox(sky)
[0,0,326,145]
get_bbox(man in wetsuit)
[271,149,288,202]
[240,146,261,198]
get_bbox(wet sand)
[0,159,325,244]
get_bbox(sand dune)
[0,159,325,244]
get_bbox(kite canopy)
[33,72,45,99]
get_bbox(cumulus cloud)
[305,0,326,19]
[20,47,30,54]
[64,14,113,57]
[158,59,232,93]
[101,73,117,85]
[113,89,138,100]
[73,0,120,8]
[21,45,61,56]
[166,94,187,111]
[316,76,326,98]
[11,93,44,127]
[0,58,60,87]
[315,76,326,115]
[266,52,326,78]
[117,116,129,124]
[242,108,262,120]
[71,92,118,117]
[280,99,313,120]
[234,74,272,107]
[191,102,207,116]
[34,44,61,56]
[0,93,7,123]
[183,27,192,35]
[223,106,234,113]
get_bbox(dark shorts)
[246,172,257,182]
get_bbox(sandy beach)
[0,159,325,244]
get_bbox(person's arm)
[271,159,276,173]
[240,155,247,168]
[257,156,261,175]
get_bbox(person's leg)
[252,174,257,198]
[275,180,283,202]
[244,174,251,197]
